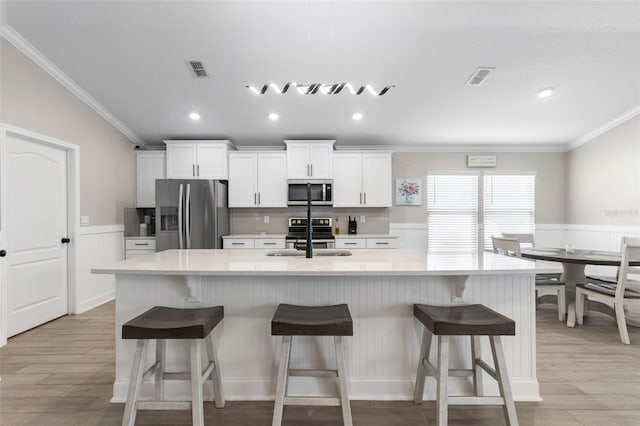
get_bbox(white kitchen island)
[92,249,551,403]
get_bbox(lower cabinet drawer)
[224,239,255,249]
[366,238,397,249]
[255,239,285,249]
[125,239,156,250]
[335,239,366,249]
[125,249,156,259]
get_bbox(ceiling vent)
[187,60,209,78]
[465,67,494,86]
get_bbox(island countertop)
[92,248,556,276]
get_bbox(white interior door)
[6,135,68,337]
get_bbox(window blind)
[483,174,535,249]
[427,174,478,252]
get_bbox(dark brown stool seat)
[413,304,515,336]
[272,303,353,336]
[121,306,225,426]
[413,304,519,426]
[271,304,353,426]
[122,306,224,339]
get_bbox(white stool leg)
[205,333,225,407]
[489,336,519,426]
[413,327,433,403]
[190,339,204,426]
[154,339,166,400]
[436,335,449,426]
[334,336,353,426]
[272,336,292,426]
[575,291,585,325]
[614,301,631,345]
[471,336,483,396]
[122,339,148,426]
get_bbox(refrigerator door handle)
[186,183,192,248]
[178,184,184,249]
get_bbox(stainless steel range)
[285,217,335,249]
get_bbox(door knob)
[61,237,71,244]
[0,250,6,257]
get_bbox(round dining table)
[521,247,640,327]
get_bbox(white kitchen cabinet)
[228,152,287,208]
[136,151,166,207]
[333,152,392,207]
[223,238,255,249]
[125,238,156,259]
[164,140,232,179]
[284,140,334,179]
[255,238,285,249]
[335,236,397,249]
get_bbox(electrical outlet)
[360,215,365,223]
[80,216,89,226]
[264,215,270,224]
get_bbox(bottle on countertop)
[335,217,341,234]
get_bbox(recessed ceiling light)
[352,112,364,121]
[536,87,554,98]
[189,112,201,121]
[268,113,279,121]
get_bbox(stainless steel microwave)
[287,180,333,206]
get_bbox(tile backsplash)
[230,207,390,235]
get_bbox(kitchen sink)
[265,249,352,257]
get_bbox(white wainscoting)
[390,222,639,278]
[74,225,123,314]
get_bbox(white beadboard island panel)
[93,249,543,403]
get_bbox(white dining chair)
[585,236,640,284]
[575,243,640,344]
[493,235,566,321]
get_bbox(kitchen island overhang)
[93,249,550,403]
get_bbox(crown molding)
[338,143,568,153]
[567,104,640,152]
[1,24,148,149]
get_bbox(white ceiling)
[4,1,640,149]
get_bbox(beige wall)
[1,38,135,225]
[391,151,566,224]
[566,115,640,226]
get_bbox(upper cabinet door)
[333,153,363,207]
[257,153,287,207]
[286,144,310,179]
[285,140,335,179]
[363,153,392,207]
[136,152,166,207]
[308,144,333,178]
[197,143,228,179]
[228,153,258,207]
[166,144,196,179]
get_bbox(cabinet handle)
[375,242,389,245]
[310,164,313,176]
[263,242,276,246]
[258,192,261,204]
[254,193,257,205]
[232,242,245,245]
[364,193,367,204]
[192,164,196,177]
[360,193,363,204]
[0,250,6,257]
[134,243,149,246]
[197,164,200,177]
[344,242,357,245]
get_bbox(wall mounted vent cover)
[467,155,497,168]
[465,67,494,86]
[187,60,209,78]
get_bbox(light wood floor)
[1,302,639,425]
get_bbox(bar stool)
[413,304,518,426]
[121,306,225,426]
[271,303,353,426]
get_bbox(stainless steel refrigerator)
[155,180,229,251]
